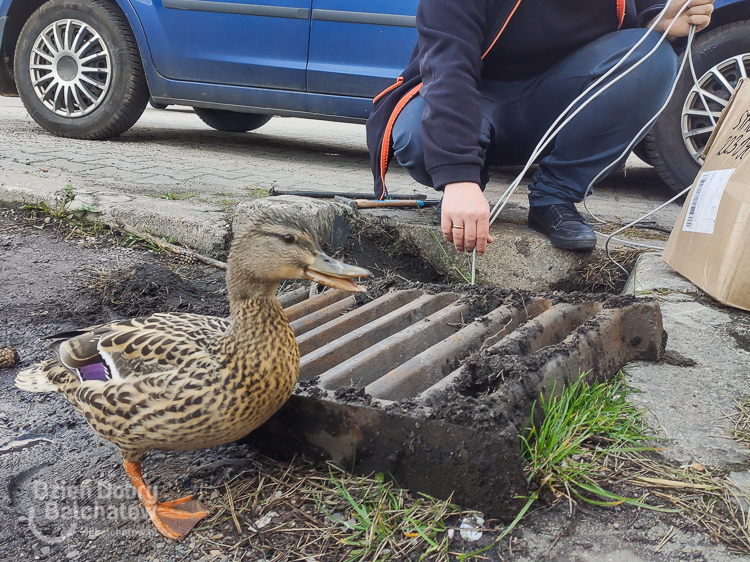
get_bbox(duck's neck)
[220,296,288,354]
[226,269,279,301]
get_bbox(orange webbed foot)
[123,461,209,540]
[148,498,209,540]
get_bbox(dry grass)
[595,223,671,242]
[570,248,642,293]
[179,393,750,561]
[726,398,750,448]
[188,456,470,562]
[601,450,750,554]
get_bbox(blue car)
[0,0,749,192]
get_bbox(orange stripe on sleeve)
[616,0,626,29]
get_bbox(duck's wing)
[51,313,230,383]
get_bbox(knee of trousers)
[625,30,681,97]
[392,97,427,169]
[392,125,426,170]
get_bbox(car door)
[133,0,312,90]
[306,0,418,98]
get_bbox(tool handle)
[354,200,423,208]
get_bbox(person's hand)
[649,0,714,40]
[441,182,493,256]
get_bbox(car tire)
[644,21,750,193]
[14,0,149,140]
[194,108,272,132]
[631,140,651,165]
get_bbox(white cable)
[469,0,694,284]
[487,0,686,230]
[584,24,709,229]
[594,231,666,250]
[604,185,691,273]
[576,22,695,242]
[600,26,698,272]
[582,23,697,227]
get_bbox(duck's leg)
[123,461,209,540]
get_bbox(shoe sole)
[527,216,597,251]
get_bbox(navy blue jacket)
[366,0,666,199]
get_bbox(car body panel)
[307,0,417,98]
[149,74,374,122]
[130,0,312,90]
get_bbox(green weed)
[316,469,458,562]
[425,226,472,283]
[521,372,663,508]
[120,233,165,253]
[23,183,76,220]
[462,372,669,560]
[246,187,270,199]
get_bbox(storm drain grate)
[248,287,665,519]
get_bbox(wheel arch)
[707,0,750,31]
[0,0,156,96]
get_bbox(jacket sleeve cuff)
[637,5,666,28]
[429,164,483,191]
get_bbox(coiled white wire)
[470,0,699,284]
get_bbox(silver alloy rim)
[681,53,750,164]
[29,19,112,117]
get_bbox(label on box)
[682,168,735,234]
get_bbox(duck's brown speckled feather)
[23,300,298,462]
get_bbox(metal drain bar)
[248,289,664,519]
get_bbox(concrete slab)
[620,253,750,468]
[622,251,702,296]
[356,207,601,290]
[0,169,230,255]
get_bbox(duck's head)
[226,208,371,300]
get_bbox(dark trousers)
[391,28,680,206]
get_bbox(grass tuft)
[521,372,659,509]
[315,468,459,561]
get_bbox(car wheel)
[644,21,750,193]
[194,108,272,132]
[14,0,149,139]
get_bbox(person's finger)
[463,221,477,253]
[487,235,494,244]
[686,2,713,30]
[475,216,489,256]
[441,209,453,244]
[687,4,714,16]
[453,224,465,252]
[687,14,711,30]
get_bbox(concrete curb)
[621,251,750,470]
[0,178,231,256]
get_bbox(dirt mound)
[87,263,228,319]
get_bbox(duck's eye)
[282,234,296,244]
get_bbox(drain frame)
[246,288,665,519]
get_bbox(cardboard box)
[663,78,750,311]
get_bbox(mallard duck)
[15,208,370,540]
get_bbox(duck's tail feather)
[15,360,62,393]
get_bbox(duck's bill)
[304,253,372,293]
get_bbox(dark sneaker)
[528,203,597,250]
